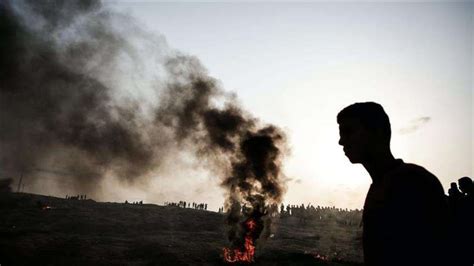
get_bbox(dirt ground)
[0,192,363,266]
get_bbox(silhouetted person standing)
[456,176,473,265]
[458,176,473,198]
[337,102,448,266]
[448,182,462,217]
[448,182,462,200]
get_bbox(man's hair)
[458,176,472,186]
[337,102,391,142]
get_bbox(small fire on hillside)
[313,253,329,261]
[39,204,53,210]
[223,219,258,263]
[221,129,286,264]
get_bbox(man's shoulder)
[392,161,436,180]
[389,161,445,194]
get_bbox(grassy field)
[0,192,363,266]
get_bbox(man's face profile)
[338,117,370,164]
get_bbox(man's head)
[450,182,458,189]
[448,182,460,197]
[458,176,473,195]
[337,102,391,164]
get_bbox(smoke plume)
[0,0,287,251]
[0,0,163,191]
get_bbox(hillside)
[0,192,363,266]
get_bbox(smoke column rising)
[0,0,165,191]
[0,0,287,250]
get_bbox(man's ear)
[372,127,390,145]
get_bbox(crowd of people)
[124,200,143,205]
[216,203,363,226]
[213,176,473,230]
[279,204,362,226]
[65,194,87,200]
[63,176,472,238]
[164,201,208,210]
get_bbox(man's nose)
[338,137,344,146]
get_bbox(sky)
[87,1,474,210]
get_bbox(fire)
[305,250,330,262]
[223,219,257,263]
[223,236,255,263]
[246,219,256,231]
[41,205,52,210]
[313,253,329,261]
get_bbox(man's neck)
[362,149,397,183]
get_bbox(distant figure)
[455,176,473,265]
[458,176,473,197]
[447,182,462,218]
[337,102,448,266]
[448,182,462,199]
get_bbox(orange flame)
[223,219,257,263]
[223,236,255,263]
[314,253,329,261]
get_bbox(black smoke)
[157,55,287,250]
[0,0,158,191]
[0,0,287,251]
[222,127,286,252]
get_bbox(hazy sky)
[104,1,473,209]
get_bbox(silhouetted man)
[337,102,448,266]
[456,176,473,265]
[448,182,462,199]
[448,182,462,217]
[458,176,473,197]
